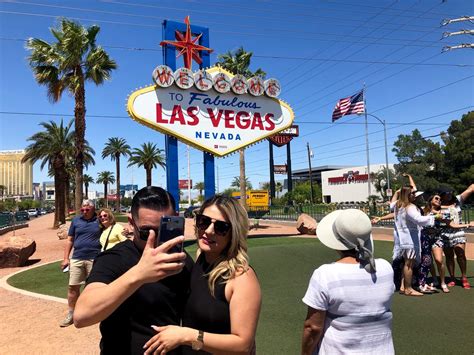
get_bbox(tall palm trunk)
[53,158,66,228]
[239,149,247,209]
[146,167,152,187]
[74,67,86,214]
[115,153,121,212]
[104,183,108,208]
[84,182,89,199]
[65,174,70,217]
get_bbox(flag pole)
[363,87,371,198]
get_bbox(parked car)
[38,209,47,215]
[184,205,200,218]
[15,211,30,221]
[27,209,39,218]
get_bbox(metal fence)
[256,204,473,224]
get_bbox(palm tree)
[217,47,265,209]
[194,181,205,202]
[275,181,283,198]
[102,137,130,212]
[26,18,117,215]
[96,171,115,208]
[231,176,252,190]
[83,174,94,200]
[22,119,74,228]
[128,142,166,187]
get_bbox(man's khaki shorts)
[69,259,94,286]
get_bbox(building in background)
[120,184,138,197]
[0,150,33,198]
[321,164,394,203]
[42,181,55,203]
[33,182,41,200]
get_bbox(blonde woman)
[393,187,439,296]
[144,194,261,355]
[97,208,127,251]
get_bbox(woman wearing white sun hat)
[302,209,395,355]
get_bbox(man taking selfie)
[74,186,193,355]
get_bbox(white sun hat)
[317,209,376,272]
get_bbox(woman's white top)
[302,259,395,355]
[391,203,434,260]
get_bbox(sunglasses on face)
[80,208,91,213]
[98,214,108,220]
[195,213,231,236]
[131,220,158,241]
[433,197,440,201]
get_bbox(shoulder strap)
[103,225,115,251]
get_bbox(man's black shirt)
[86,240,193,355]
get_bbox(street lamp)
[359,112,391,197]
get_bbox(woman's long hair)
[396,186,412,209]
[196,195,249,297]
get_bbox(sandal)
[461,278,471,289]
[441,284,450,293]
[447,280,456,287]
[404,290,424,297]
[419,285,434,294]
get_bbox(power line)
[4,36,472,67]
[216,106,472,170]
[287,3,444,108]
[0,9,458,49]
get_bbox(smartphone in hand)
[157,216,185,253]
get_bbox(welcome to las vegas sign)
[127,66,294,157]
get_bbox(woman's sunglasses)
[195,213,231,236]
[98,214,109,220]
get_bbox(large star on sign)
[160,16,213,70]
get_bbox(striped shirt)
[302,259,395,354]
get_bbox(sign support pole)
[269,141,275,200]
[162,19,214,208]
[286,141,293,194]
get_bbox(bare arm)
[391,190,400,204]
[302,307,326,355]
[73,233,186,328]
[61,236,73,270]
[403,173,417,191]
[371,212,394,224]
[459,183,474,203]
[144,268,262,355]
[446,220,474,229]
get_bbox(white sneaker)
[60,312,73,327]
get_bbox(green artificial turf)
[7,238,474,354]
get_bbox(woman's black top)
[181,253,230,354]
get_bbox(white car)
[27,209,38,218]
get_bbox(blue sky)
[1,0,473,195]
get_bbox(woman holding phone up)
[144,194,261,354]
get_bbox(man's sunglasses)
[80,208,91,213]
[131,220,158,241]
[195,213,231,236]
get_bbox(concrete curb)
[0,259,67,304]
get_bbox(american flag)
[332,90,365,122]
